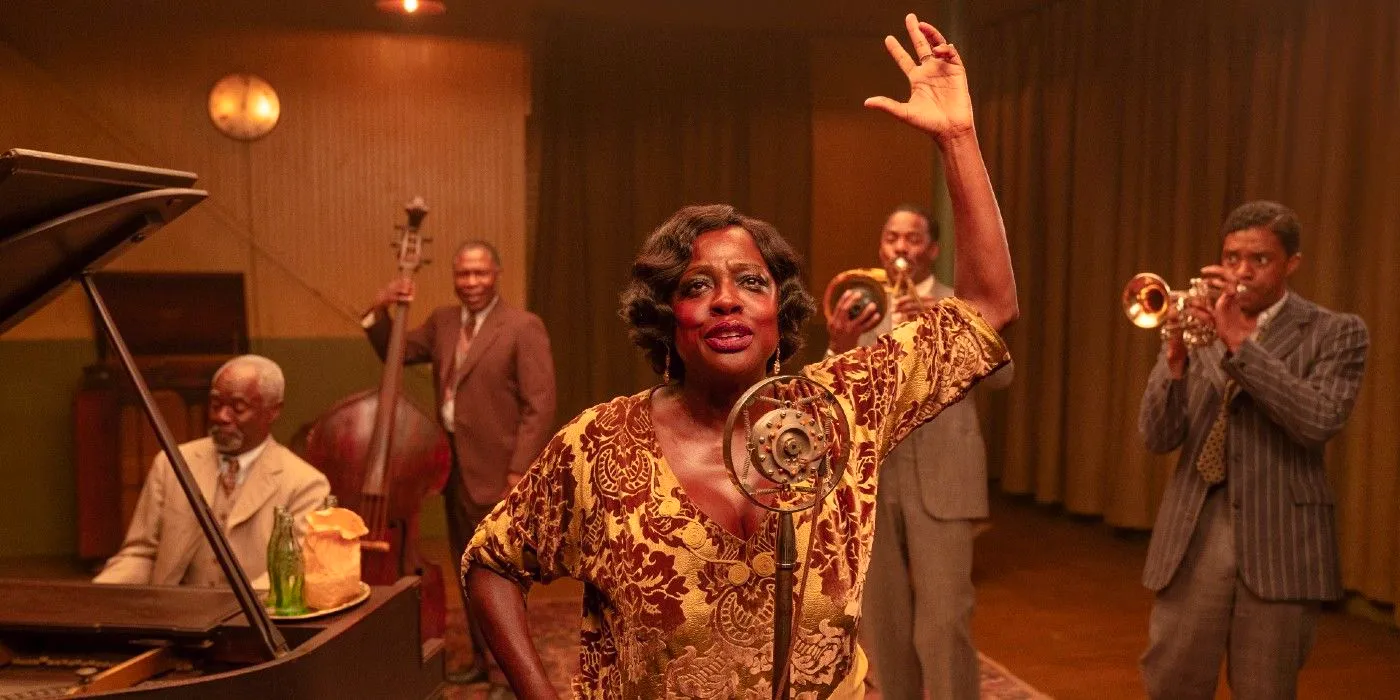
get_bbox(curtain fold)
[969,0,1400,621]
[527,14,812,429]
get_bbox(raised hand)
[865,13,974,142]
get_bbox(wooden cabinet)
[73,273,246,561]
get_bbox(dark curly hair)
[1221,200,1301,255]
[619,204,817,383]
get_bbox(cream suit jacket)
[94,437,330,588]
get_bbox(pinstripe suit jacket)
[1138,292,1368,601]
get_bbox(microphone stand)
[723,376,847,700]
[771,512,798,698]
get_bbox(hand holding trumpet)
[1124,267,1256,377]
[1196,265,1257,352]
[824,256,932,354]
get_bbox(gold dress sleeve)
[460,409,593,593]
[805,296,1011,463]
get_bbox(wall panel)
[0,21,528,340]
[809,36,936,356]
[0,15,527,556]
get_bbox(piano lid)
[0,149,290,659]
[0,148,207,335]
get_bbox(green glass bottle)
[266,505,308,616]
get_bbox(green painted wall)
[0,337,447,559]
[0,340,94,557]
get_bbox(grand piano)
[0,149,446,698]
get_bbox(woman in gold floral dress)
[462,13,1019,699]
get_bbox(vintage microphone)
[723,375,851,700]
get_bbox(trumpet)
[823,257,921,321]
[1122,272,1247,348]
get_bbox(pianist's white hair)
[214,354,285,405]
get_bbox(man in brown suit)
[94,355,330,588]
[366,240,556,686]
[827,205,1012,700]
[1138,201,1369,698]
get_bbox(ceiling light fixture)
[375,0,446,15]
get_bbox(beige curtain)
[527,14,813,427]
[967,0,1400,620]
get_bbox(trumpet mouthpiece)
[893,257,909,272]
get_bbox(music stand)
[0,148,288,661]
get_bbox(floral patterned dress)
[463,297,1009,698]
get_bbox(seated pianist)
[93,355,330,589]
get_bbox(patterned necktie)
[454,313,475,370]
[445,312,476,407]
[1194,379,1238,485]
[220,455,241,495]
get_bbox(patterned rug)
[441,597,1049,699]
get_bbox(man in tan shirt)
[828,205,1012,700]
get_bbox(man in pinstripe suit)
[1137,201,1369,699]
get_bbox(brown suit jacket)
[1139,293,1368,601]
[93,437,330,587]
[367,299,556,505]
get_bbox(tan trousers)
[1140,487,1320,699]
[862,453,978,700]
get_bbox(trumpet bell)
[1122,272,1172,329]
[823,268,890,321]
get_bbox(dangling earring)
[662,347,672,385]
[771,344,781,376]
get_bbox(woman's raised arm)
[865,14,1018,331]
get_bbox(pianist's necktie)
[220,455,240,495]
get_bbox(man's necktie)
[445,313,476,407]
[454,314,475,370]
[1194,379,1238,485]
[220,456,240,495]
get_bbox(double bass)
[294,198,451,642]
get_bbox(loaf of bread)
[302,506,369,610]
